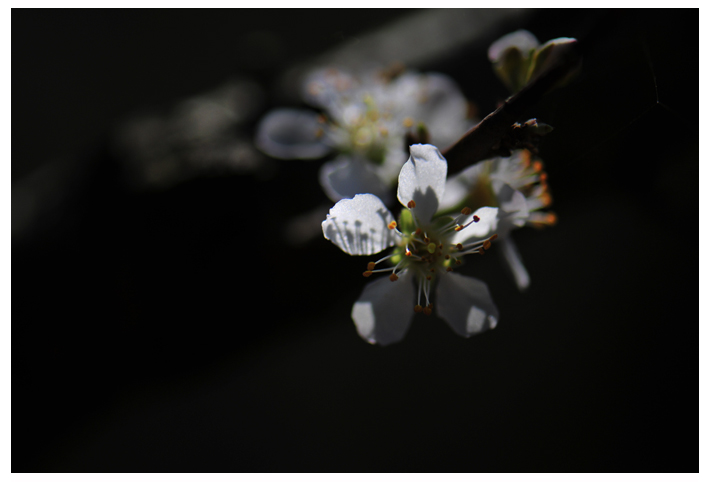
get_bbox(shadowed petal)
[397,144,448,225]
[322,194,396,256]
[319,155,392,203]
[352,271,415,346]
[436,272,499,337]
[255,108,331,160]
[499,236,530,291]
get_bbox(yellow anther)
[367,262,376,271]
[403,117,414,128]
[427,243,437,254]
[388,221,397,230]
[407,200,416,209]
[389,273,399,282]
[363,271,373,277]
[405,250,412,257]
[454,225,463,231]
[414,305,423,313]
[461,207,472,215]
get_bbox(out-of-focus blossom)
[257,66,473,203]
[489,29,578,94]
[322,144,499,346]
[113,79,270,190]
[440,149,556,291]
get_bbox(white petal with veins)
[322,194,396,256]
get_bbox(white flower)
[440,149,556,291]
[322,144,500,346]
[256,67,472,203]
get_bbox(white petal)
[407,73,470,149]
[493,182,529,237]
[499,236,530,291]
[397,144,448,225]
[254,108,331,160]
[319,155,392,203]
[352,271,415,346]
[322,193,396,256]
[435,272,499,337]
[450,206,499,246]
[439,161,488,212]
[488,29,539,62]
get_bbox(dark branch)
[442,40,582,175]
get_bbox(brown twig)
[442,40,582,175]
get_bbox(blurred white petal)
[255,108,331,160]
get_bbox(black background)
[12,9,698,472]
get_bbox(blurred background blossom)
[12,8,698,473]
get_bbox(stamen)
[363,271,373,277]
[388,221,397,230]
[389,273,399,282]
[367,262,376,271]
[407,200,416,209]
[414,305,423,313]
[461,207,472,215]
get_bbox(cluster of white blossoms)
[256,66,472,203]
[256,30,570,345]
[322,144,503,346]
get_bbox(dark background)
[12,9,698,472]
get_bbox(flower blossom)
[439,149,556,291]
[256,66,472,203]
[322,144,500,346]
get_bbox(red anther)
[445,255,450,260]
[363,271,373,277]
[539,172,548,182]
[405,250,412,257]
[455,259,462,265]
[426,275,432,281]
[367,262,376,271]
[414,305,423,313]
[461,207,472,215]
[430,268,435,273]
[533,160,544,172]
[389,273,399,282]
[423,306,432,316]
[473,215,480,223]
[407,200,416,209]
[388,221,397,230]
[446,267,453,272]
[414,228,423,236]
[456,243,463,251]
